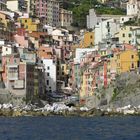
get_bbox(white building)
[131,27,140,47]
[7,0,19,12]
[43,59,57,92]
[127,0,140,16]
[52,28,73,46]
[87,8,122,29]
[0,39,4,46]
[43,25,53,35]
[74,48,97,63]
[2,45,16,56]
[120,15,134,24]
[87,9,101,29]
[94,18,120,45]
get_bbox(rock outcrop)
[85,71,140,110]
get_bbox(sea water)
[0,116,139,140]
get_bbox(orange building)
[37,46,55,59]
[79,31,94,48]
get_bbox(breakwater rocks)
[0,103,140,117]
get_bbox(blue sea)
[0,116,139,140]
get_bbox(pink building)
[14,28,28,48]
[1,51,45,102]
[33,0,60,26]
[35,0,47,22]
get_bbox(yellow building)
[80,74,87,98]
[115,26,138,44]
[0,11,15,41]
[57,60,69,88]
[116,50,139,74]
[99,48,108,57]
[61,63,68,75]
[80,70,93,99]
[79,31,94,48]
[18,18,42,32]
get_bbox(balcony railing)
[8,73,18,80]
[14,80,24,89]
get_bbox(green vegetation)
[95,7,125,15]
[112,88,118,101]
[61,0,126,28]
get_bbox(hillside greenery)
[61,0,126,28]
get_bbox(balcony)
[8,73,18,80]
[7,64,18,80]
[14,80,24,89]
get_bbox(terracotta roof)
[123,44,136,50]
[29,32,49,38]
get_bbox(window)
[90,35,93,39]
[90,42,93,46]
[131,55,134,59]
[122,33,125,37]
[117,55,120,59]
[47,73,50,76]
[25,20,27,23]
[62,66,64,70]
[46,80,49,85]
[108,29,110,32]
[117,63,120,67]
[47,66,50,70]
[128,34,132,37]
[132,63,134,68]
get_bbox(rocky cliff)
[86,71,140,109]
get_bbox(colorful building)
[79,31,94,48]
[18,18,42,32]
[115,26,139,44]
[47,0,60,27]
[0,0,7,11]
[60,8,73,27]
[116,49,139,74]
[0,11,15,41]
[7,0,19,12]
